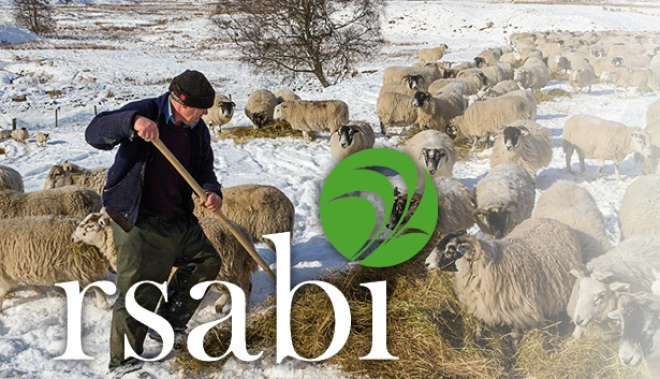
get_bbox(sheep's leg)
[470,136,481,152]
[303,131,310,143]
[565,146,574,173]
[597,160,604,178]
[92,287,110,309]
[578,152,586,173]
[379,121,387,138]
[614,162,621,181]
[0,282,16,312]
[214,292,231,315]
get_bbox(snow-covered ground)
[0,0,659,378]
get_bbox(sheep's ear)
[607,309,621,322]
[570,268,586,279]
[609,281,630,293]
[99,216,109,228]
[518,126,530,135]
[419,147,428,161]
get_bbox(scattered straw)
[214,121,304,144]
[534,88,571,103]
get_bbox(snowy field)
[0,0,660,378]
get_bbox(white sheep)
[562,115,652,180]
[426,217,583,333]
[329,121,375,162]
[193,184,295,252]
[647,97,660,125]
[430,83,469,123]
[388,176,475,237]
[450,92,536,151]
[567,235,660,339]
[274,89,301,103]
[477,80,521,98]
[376,91,418,137]
[43,161,108,194]
[600,68,652,97]
[245,89,278,130]
[569,65,597,93]
[513,58,549,90]
[474,163,535,238]
[382,66,439,90]
[71,212,258,315]
[0,186,102,219]
[273,100,349,143]
[418,44,448,63]
[0,215,111,310]
[0,165,24,192]
[201,94,235,129]
[618,174,660,241]
[490,119,552,178]
[532,180,611,263]
[35,132,49,147]
[11,128,29,143]
[403,129,456,178]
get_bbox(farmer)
[85,69,223,379]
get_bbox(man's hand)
[201,191,222,213]
[134,116,159,142]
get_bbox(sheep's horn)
[456,235,481,262]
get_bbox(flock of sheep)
[1,26,660,375]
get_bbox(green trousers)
[108,213,222,369]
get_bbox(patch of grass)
[214,121,304,144]
[534,88,571,104]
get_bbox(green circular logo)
[319,148,438,267]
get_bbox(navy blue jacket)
[85,92,222,232]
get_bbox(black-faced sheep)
[474,163,535,238]
[0,186,102,219]
[403,129,456,178]
[618,174,660,241]
[43,161,108,194]
[0,165,24,192]
[245,89,278,130]
[273,100,349,143]
[562,115,652,180]
[426,217,583,333]
[329,121,375,162]
[532,180,610,262]
[0,215,111,310]
[608,294,660,370]
[202,94,236,129]
[193,184,295,252]
[490,119,552,178]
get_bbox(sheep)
[426,217,583,333]
[0,215,111,310]
[474,163,535,238]
[376,91,418,137]
[273,100,349,143]
[607,293,660,369]
[475,49,501,66]
[450,93,536,151]
[513,59,549,90]
[411,91,447,131]
[11,127,29,143]
[477,80,521,98]
[71,212,258,315]
[600,68,652,97]
[329,121,375,162]
[562,115,652,180]
[569,65,597,93]
[379,74,426,96]
[193,184,295,252]
[455,69,488,95]
[44,161,108,194]
[418,44,449,63]
[403,129,457,178]
[532,180,611,262]
[432,83,469,122]
[0,130,11,141]
[382,66,438,89]
[480,65,507,87]
[0,186,102,219]
[35,132,49,147]
[389,176,475,238]
[0,165,24,192]
[245,89,278,130]
[567,235,660,339]
[647,97,660,125]
[201,94,236,129]
[618,175,660,241]
[490,119,552,178]
[274,89,301,103]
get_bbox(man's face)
[180,105,208,127]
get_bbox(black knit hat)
[169,70,215,109]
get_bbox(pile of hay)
[533,88,571,103]
[214,121,304,144]
[174,254,652,379]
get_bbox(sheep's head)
[72,212,116,271]
[405,74,424,90]
[473,202,517,238]
[474,56,486,68]
[570,270,629,328]
[413,91,431,108]
[272,103,285,121]
[421,147,448,175]
[513,68,528,83]
[425,231,468,271]
[337,125,358,148]
[44,161,76,189]
[219,100,236,119]
[630,130,652,160]
[609,293,660,367]
[445,118,460,139]
[501,125,529,151]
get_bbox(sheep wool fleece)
[108,212,222,370]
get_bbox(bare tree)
[13,0,55,35]
[214,0,383,88]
